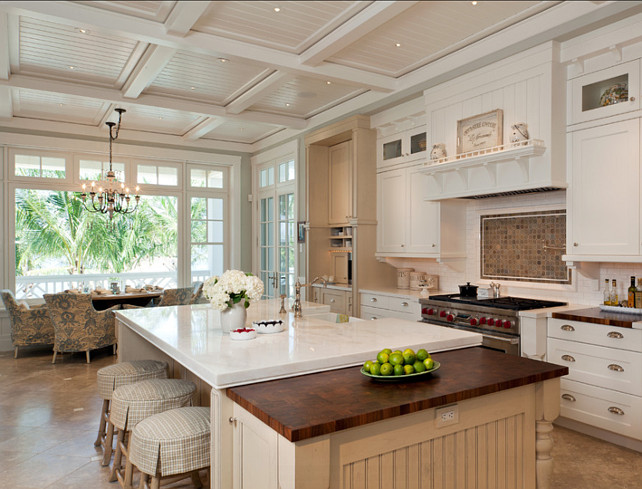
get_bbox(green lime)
[424,358,434,370]
[389,352,404,366]
[403,364,415,375]
[380,363,393,376]
[393,364,404,376]
[403,352,416,365]
[413,360,426,373]
[363,360,373,371]
[370,363,381,375]
[381,348,392,356]
[376,351,389,364]
[392,350,402,356]
[416,349,429,361]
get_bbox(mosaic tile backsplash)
[481,210,571,284]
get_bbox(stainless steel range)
[420,294,567,355]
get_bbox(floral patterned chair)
[190,282,208,305]
[0,289,55,358]
[156,287,194,307]
[44,293,119,364]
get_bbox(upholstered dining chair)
[156,287,194,307]
[190,282,208,304]
[44,293,119,364]
[0,289,55,358]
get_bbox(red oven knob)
[479,317,487,325]
[487,318,495,326]
[423,308,434,315]
[439,310,447,318]
[470,318,478,326]
[446,314,454,322]
[503,320,513,329]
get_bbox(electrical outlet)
[435,404,459,427]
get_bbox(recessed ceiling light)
[285,103,291,107]
[78,28,89,34]
[274,7,281,12]
[218,57,229,63]
[68,65,75,70]
[158,116,163,120]
[59,103,64,107]
[395,43,402,48]
[326,81,332,85]
[471,1,478,5]
[190,86,196,90]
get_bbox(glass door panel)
[190,196,225,284]
[278,192,295,298]
[259,196,275,298]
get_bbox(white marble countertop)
[115,299,482,389]
[359,287,438,300]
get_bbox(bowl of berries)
[229,327,257,340]
[252,319,285,334]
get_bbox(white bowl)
[229,328,257,340]
[252,319,285,334]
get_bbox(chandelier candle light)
[80,108,140,220]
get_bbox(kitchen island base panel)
[231,382,561,489]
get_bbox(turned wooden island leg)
[535,378,561,489]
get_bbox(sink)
[306,312,364,323]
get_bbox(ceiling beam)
[300,1,418,67]
[122,44,177,98]
[0,12,9,79]
[1,73,307,129]
[0,1,396,93]
[182,117,225,141]
[164,1,211,37]
[225,71,290,115]
[0,86,12,117]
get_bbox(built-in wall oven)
[419,294,567,355]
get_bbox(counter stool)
[109,379,196,488]
[96,360,168,465]
[129,407,210,489]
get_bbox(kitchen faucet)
[292,277,327,318]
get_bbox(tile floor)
[0,347,641,488]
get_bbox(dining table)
[91,290,162,310]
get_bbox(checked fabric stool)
[130,407,210,489]
[109,379,196,489]
[96,360,168,465]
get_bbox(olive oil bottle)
[636,278,642,309]
[628,276,637,308]
[603,278,611,305]
[611,279,618,307]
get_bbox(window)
[79,158,125,182]
[278,159,295,183]
[190,197,225,282]
[137,163,178,186]
[190,168,223,188]
[259,167,274,188]
[14,152,66,179]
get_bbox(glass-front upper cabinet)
[377,125,427,169]
[569,59,639,125]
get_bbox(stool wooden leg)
[102,420,115,466]
[110,429,125,481]
[95,399,109,447]
[52,351,57,364]
[150,475,161,489]
[86,350,91,363]
[138,473,147,489]
[190,471,203,489]
[14,347,18,358]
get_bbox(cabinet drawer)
[387,297,420,316]
[548,318,642,352]
[547,337,642,396]
[360,293,390,309]
[360,305,386,320]
[322,289,346,314]
[559,379,642,440]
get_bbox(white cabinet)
[567,119,641,258]
[547,317,642,440]
[568,60,640,125]
[359,291,421,321]
[313,287,351,315]
[328,140,353,225]
[376,164,441,256]
[377,125,427,170]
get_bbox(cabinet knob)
[330,298,335,303]
[608,406,625,416]
[631,96,636,102]
[561,324,575,332]
[608,363,624,372]
[228,417,238,427]
[370,317,377,320]
[432,243,436,247]
[370,298,377,302]
[573,242,578,247]
[607,331,624,339]
[561,393,576,402]
[401,244,405,247]
[561,354,576,362]
[401,301,409,307]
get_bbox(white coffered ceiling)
[0,1,640,153]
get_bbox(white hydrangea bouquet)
[202,270,264,311]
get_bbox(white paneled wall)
[384,190,636,307]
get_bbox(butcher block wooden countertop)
[552,307,642,328]
[226,347,568,442]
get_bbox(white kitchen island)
[115,299,483,489]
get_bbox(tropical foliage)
[15,189,178,275]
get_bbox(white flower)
[202,270,265,311]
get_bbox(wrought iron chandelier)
[80,108,140,220]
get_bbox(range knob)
[503,320,513,329]
[487,318,495,326]
[470,317,479,326]
[422,308,435,316]
[479,317,487,325]
[446,313,455,322]
[439,310,447,318]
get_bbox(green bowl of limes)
[361,348,440,382]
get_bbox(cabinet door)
[321,289,347,314]
[406,165,439,254]
[328,140,353,224]
[569,60,640,125]
[377,169,406,252]
[569,119,640,255]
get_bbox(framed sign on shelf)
[456,109,503,154]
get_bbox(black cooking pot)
[459,282,478,297]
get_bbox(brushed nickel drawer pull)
[561,394,576,402]
[561,354,576,362]
[228,417,237,426]
[608,364,624,372]
[370,298,377,302]
[561,325,575,332]
[608,406,625,416]
[607,331,624,339]
[330,299,335,303]
[401,301,409,307]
